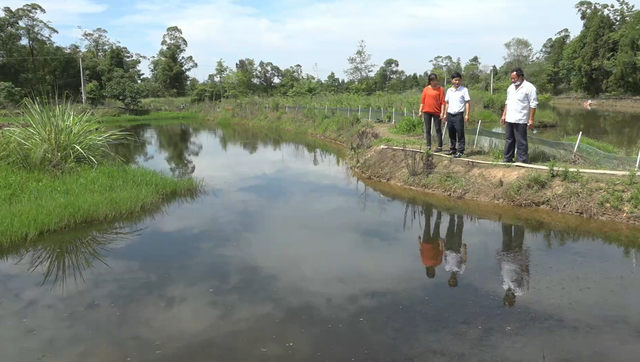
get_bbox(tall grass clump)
[0,97,128,172]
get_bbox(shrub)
[391,116,423,135]
[0,97,128,172]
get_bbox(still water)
[538,106,640,151]
[1,124,640,362]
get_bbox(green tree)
[257,61,281,95]
[463,56,483,88]
[150,26,197,96]
[324,72,342,94]
[345,40,376,83]
[503,37,534,71]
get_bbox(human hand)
[464,115,469,123]
[528,120,534,130]
[442,115,447,123]
[500,116,506,126]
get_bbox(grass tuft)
[0,97,128,172]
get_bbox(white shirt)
[444,250,465,274]
[445,86,471,114]
[505,80,538,124]
[497,249,530,296]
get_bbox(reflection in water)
[0,226,142,292]
[155,125,203,177]
[444,213,466,288]
[498,224,530,307]
[418,206,443,279]
[3,124,640,361]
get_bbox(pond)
[532,106,640,152]
[1,123,640,362]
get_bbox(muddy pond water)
[1,124,639,362]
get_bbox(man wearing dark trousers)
[501,68,538,163]
[443,72,470,159]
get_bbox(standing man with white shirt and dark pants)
[501,68,538,163]
[443,72,471,158]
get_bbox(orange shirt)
[420,243,444,267]
[421,86,446,115]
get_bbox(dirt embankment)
[352,146,640,225]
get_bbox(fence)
[210,102,639,171]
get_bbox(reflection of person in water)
[497,223,530,307]
[418,206,445,279]
[444,214,467,288]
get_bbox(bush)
[538,93,552,106]
[482,93,508,114]
[391,116,423,135]
[0,82,22,109]
[473,109,499,122]
[0,97,128,172]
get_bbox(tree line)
[1,1,639,110]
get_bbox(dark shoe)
[502,159,514,163]
[434,147,443,153]
[454,153,464,159]
[446,150,457,156]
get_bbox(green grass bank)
[0,165,202,245]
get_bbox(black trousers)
[447,112,465,153]
[504,122,528,163]
[423,113,442,148]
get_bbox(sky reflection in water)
[1,124,639,362]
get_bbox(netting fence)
[210,102,639,171]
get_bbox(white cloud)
[3,0,108,26]
[109,0,597,80]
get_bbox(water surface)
[1,124,639,362]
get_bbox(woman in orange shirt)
[419,74,446,151]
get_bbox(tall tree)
[345,40,376,83]
[463,56,483,87]
[150,26,197,96]
[503,37,534,71]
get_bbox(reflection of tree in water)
[0,225,142,292]
[154,125,204,178]
[110,125,153,164]
[214,126,344,168]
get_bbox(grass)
[0,164,202,245]
[564,135,619,154]
[99,111,202,124]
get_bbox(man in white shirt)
[496,223,530,307]
[443,213,467,288]
[500,68,538,163]
[443,72,471,159]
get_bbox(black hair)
[426,266,436,279]
[511,68,525,78]
[428,73,438,82]
[451,72,462,80]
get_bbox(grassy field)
[0,165,202,245]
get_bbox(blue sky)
[5,0,640,80]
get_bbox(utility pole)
[313,63,319,79]
[490,68,494,95]
[79,56,86,105]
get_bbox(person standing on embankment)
[443,72,471,159]
[419,74,446,152]
[501,68,538,163]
